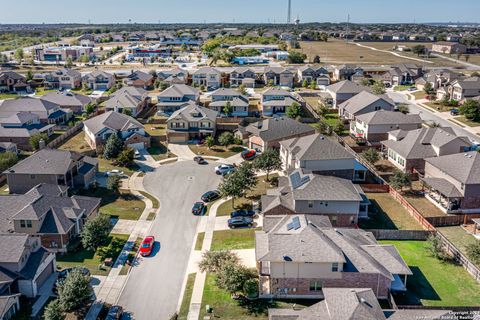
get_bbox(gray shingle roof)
[339,91,395,115]
[0,234,30,263]
[105,86,147,110]
[326,80,370,94]
[41,91,92,108]
[84,111,143,135]
[245,117,315,142]
[425,151,480,185]
[356,110,422,126]
[157,84,200,98]
[168,104,218,122]
[0,97,58,116]
[126,70,154,82]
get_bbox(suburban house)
[255,214,411,298]
[446,77,480,101]
[0,97,72,124]
[191,67,222,89]
[43,69,82,90]
[261,88,298,116]
[333,65,365,81]
[381,127,472,173]
[105,86,150,117]
[4,149,98,194]
[338,91,396,121]
[123,70,155,88]
[263,67,295,88]
[279,133,367,181]
[157,68,188,85]
[243,117,315,151]
[382,64,423,87]
[325,80,369,108]
[0,142,17,154]
[422,151,480,213]
[229,67,257,88]
[0,112,55,150]
[208,88,249,117]
[431,41,467,54]
[0,71,30,93]
[0,233,56,299]
[157,84,200,113]
[350,110,422,143]
[83,111,151,151]
[415,69,461,91]
[82,70,115,91]
[41,91,93,114]
[0,183,100,252]
[166,104,218,143]
[297,65,330,87]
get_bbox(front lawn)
[189,144,244,158]
[56,233,129,276]
[453,116,480,127]
[58,131,93,154]
[147,141,173,161]
[380,240,480,306]
[144,123,167,136]
[34,87,56,96]
[0,93,19,100]
[211,228,260,251]
[178,273,196,319]
[393,85,415,91]
[412,91,426,100]
[98,157,140,176]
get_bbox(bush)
[106,175,121,192]
[427,234,450,261]
[198,250,240,273]
[361,148,379,164]
[0,151,18,172]
[44,299,65,320]
[29,133,48,150]
[81,214,111,251]
[243,278,259,298]
[466,242,480,265]
[215,262,257,295]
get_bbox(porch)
[421,177,463,213]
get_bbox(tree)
[361,148,379,164]
[0,151,18,173]
[85,102,95,115]
[222,101,233,116]
[267,79,275,87]
[309,81,317,90]
[427,234,449,261]
[459,99,480,121]
[205,136,215,149]
[238,84,247,96]
[103,133,123,159]
[466,242,480,265]
[116,148,135,167]
[106,175,121,192]
[57,268,92,311]
[412,45,426,56]
[215,262,256,295]
[313,55,321,63]
[243,278,259,298]
[198,250,240,273]
[26,70,33,82]
[287,51,307,64]
[218,163,257,207]
[65,57,73,68]
[14,48,24,64]
[302,79,309,88]
[81,214,111,251]
[423,82,434,95]
[253,148,281,182]
[371,81,386,95]
[389,170,411,192]
[397,104,410,114]
[285,102,303,119]
[218,132,235,149]
[122,108,132,116]
[44,299,65,320]
[29,133,48,150]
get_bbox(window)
[308,201,313,208]
[30,174,36,179]
[20,220,32,228]
[331,216,337,226]
[332,263,339,272]
[309,281,322,292]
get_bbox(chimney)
[39,139,46,149]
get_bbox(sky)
[1,0,479,24]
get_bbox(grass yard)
[393,85,415,91]
[147,141,173,161]
[77,187,145,220]
[437,226,479,267]
[189,144,244,158]
[195,232,205,251]
[178,273,197,320]
[412,91,427,100]
[380,240,480,306]
[97,157,140,176]
[210,228,260,251]
[453,116,480,127]
[58,131,92,154]
[34,87,56,96]
[0,93,19,100]
[403,193,446,218]
[359,193,423,230]
[56,233,129,276]
[119,237,143,275]
[144,123,167,136]
[139,190,159,209]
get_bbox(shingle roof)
[41,91,92,108]
[356,110,422,125]
[0,234,30,263]
[245,117,315,142]
[126,70,154,82]
[326,80,369,94]
[262,87,291,96]
[157,84,200,98]
[168,104,217,122]
[425,151,480,185]
[0,97,59,116]
[84,111,143,135]
[339,91,395,115]
[105,86,147,110]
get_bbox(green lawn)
[437,226,479,267]
[34,87,56,96]
[147,141,173,161]
[56,233,129,276]
[380,240,480,306]
[0,93,19,100]
[98,157,140,176]
[178,273,197,320]
[393,85,415,91]
[453,116,480,127]
[144,123,167,136]
[189,145,244,158]
[211,228,259,251]
[139,190,159,209]
[77,188,145,220]
[195,232,205,251]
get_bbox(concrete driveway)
[168,143,197,160]
[117,160,221,320]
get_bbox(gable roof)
[326,80,369,94]
[425,151,480,184]
[0,234,30,263]
[168,104,217,122]
[355,110,422,126]
[41,91,92,107]
[339,91,395,115]
[158,84,200,98]
[84,111,143,135]
[192,67,221,75]
[0,97,59,116]
[105,86,147,109]
[245,117,315,142]
[126,70,154,82]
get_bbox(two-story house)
[255,214,411,299]
[41,91,93,114]
[338,90,396,121]
[325,80,370,108]
[157,84,200,113]
[297,65,330,87]
[229,67,257,88]
[157,68,188,85]
[0,72,30,93]
[43,69,82,90]
[263,67,294,88]
[333,65,364,81]
[123,70,154,89]
[82,70,115,91]
[166,104,217,143]
[0,97,72,124]
[261,88,298,116]
[4,149,98,194]
[0,112,55,150]
[382,64,423,87]
[208,88,249,117]
[84,111,151,151]
[105,87,150,117]
[191,67,222,90]
[447,77,480,101]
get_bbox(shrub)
[198,250,240,273]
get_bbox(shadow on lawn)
[358,199,398,230]
[236,297,318,316]
[394,266,441,305]
[76,187,141,208]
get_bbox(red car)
[241,149,257,161]
[140,236,155,257]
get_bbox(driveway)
[117,161,221,320]
[168,143,197,160]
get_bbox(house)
[261,88,298,116]
[229,67,257,88]
[4,149,98,194]
[0,112,55,150]
[297,65,330,87]
[43,69,82,90]
[422,151,480,213]
[263,67,294,88]
[351,110,422,143]
[432,41,467,55]
[0,142,17,154]
[0,72,30,93]
[157,84,200,113]
[279,133,367,181]
[83,111,151,151]
[105,87,150,117]
[415,69,461,91]
[123,70,155,88]
[325,80,369,108]
[82,70,115,91]
[382,64,423,87]
[0,97,72,124]
[166,104,218,143]
[256,214,411,298]
[0,183,100,252]
[381,127,472,174]
[333,65,365,81]
[35,46,93,62]
[157,68,188,85]
[41,91,93,114]
[209,88,249,117]
[447,77,480,101]
[0,233,56,299]
[191,67,222,90]
[338,91,396,121]
[261,170,370,223]
[268,287,451,320]
[244,117,315,151]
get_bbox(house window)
[332,263,339,272]
[30,174,36,179]
[331,216,337,226]
[20,220,32,228]
[309,281,322,292]
[308,201,313,208]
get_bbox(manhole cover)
[187,176,195,181]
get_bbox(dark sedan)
[228,216,254,229]
[106,305,123,320]
[194,156,207,164]
[201,190,221,202]
[192,202,207,216]
[230,209,256,218]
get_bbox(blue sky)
[1,0,479,24]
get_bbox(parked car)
[140,236,155,257]
[230,209,256,218]
[106,305,123,320]
[194,156,207,164]
[215,164,235,175]
[134,150,141,159]
[105,169,124,177]
[192,202,207,216]
[201,190,221,202]
[241,149,256,161]
[450,108,459,116]
[228,216,254,228]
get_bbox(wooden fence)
[427,214,480,227]
[46,122,84,149]
[368,229,433,240]
[359,184,390,193]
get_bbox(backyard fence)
[427,214,480,227]
[46,122,84,149]
[368,229,433,240]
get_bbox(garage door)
[127,142,145,150]
[36,261,54,289]
[169,135,187,143]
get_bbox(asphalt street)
[118,160,221,320]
